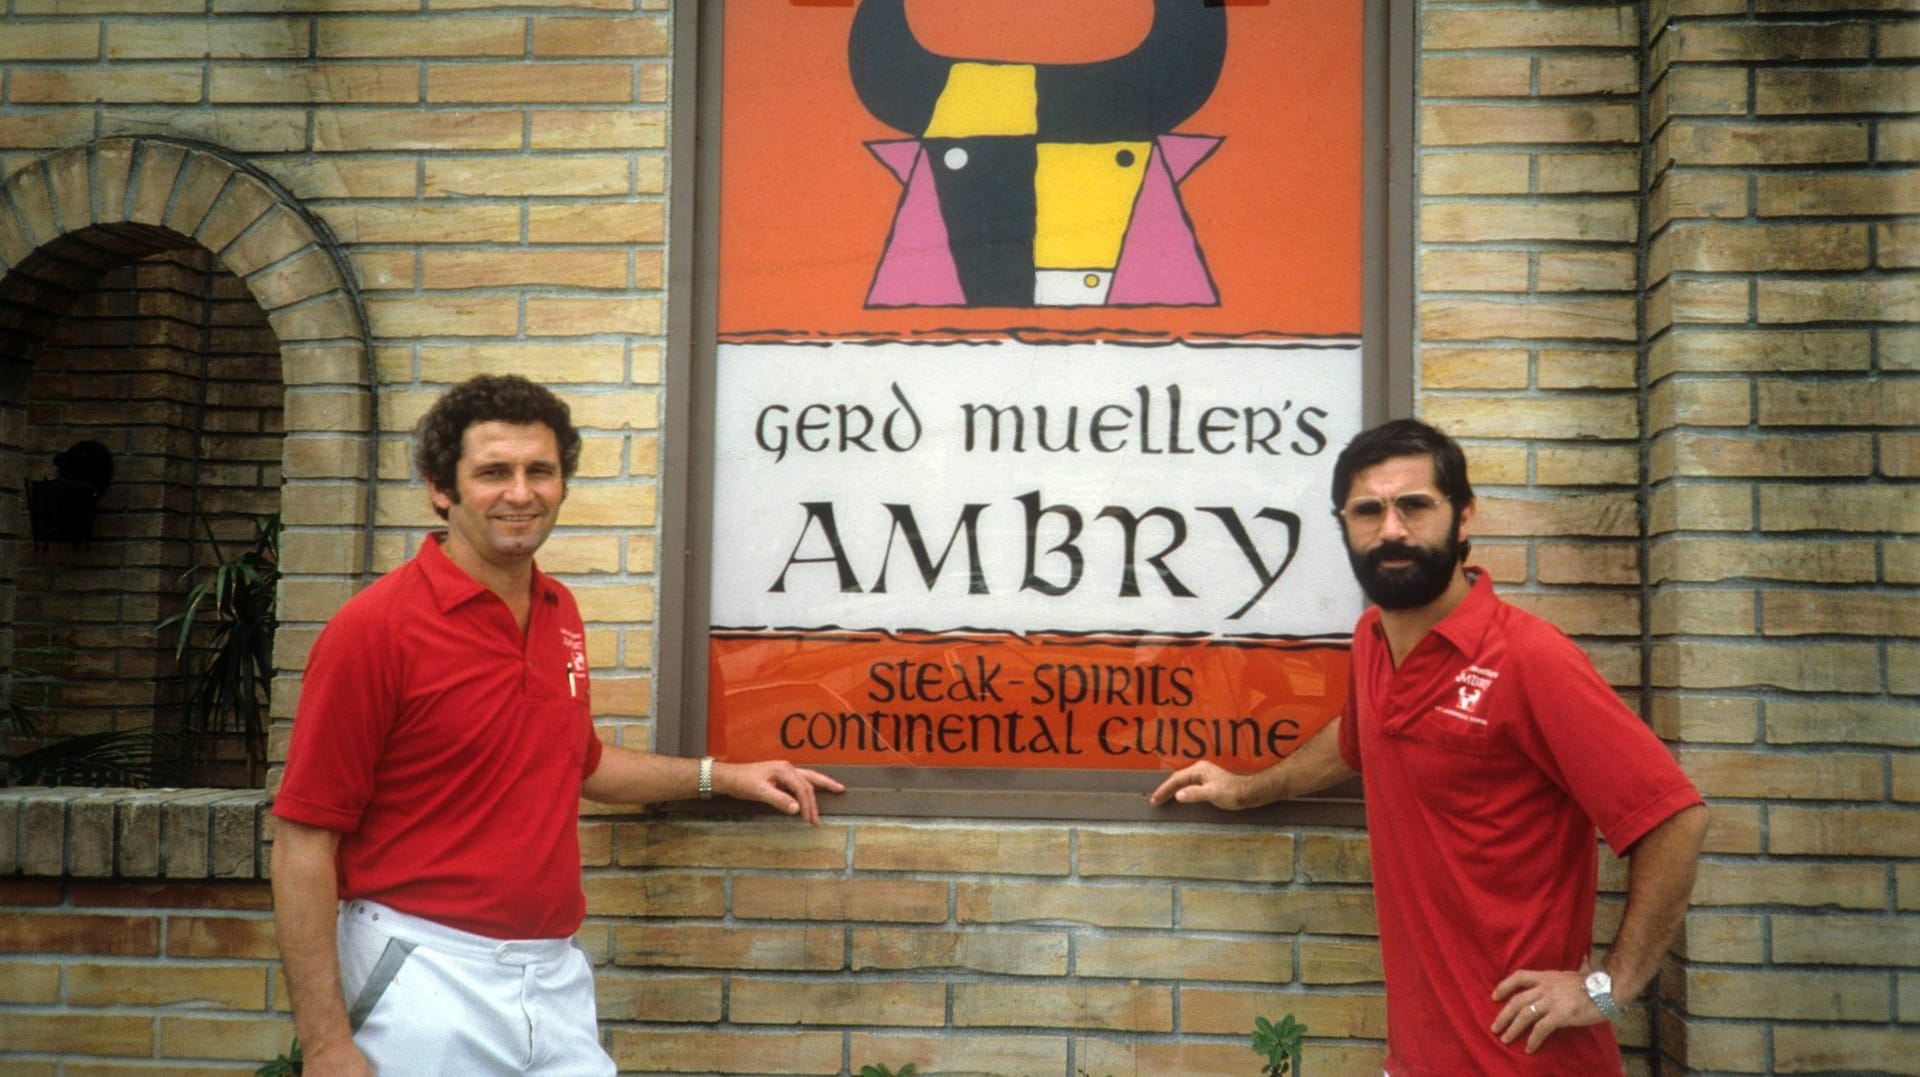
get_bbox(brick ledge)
[0,787,270,880]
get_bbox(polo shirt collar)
[416,531,560,614]
[1426,567,1497,657]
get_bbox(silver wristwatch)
[1584,970,1622,1021]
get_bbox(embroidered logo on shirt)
[1438,664,1499,726]
[561,628,588,699]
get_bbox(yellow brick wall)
[0,2,1913,1075]
[1643,3,1918,1073]
[0,877,291,1070]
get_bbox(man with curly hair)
[272,375,842,1077]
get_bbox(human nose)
[1375,499,1412,540]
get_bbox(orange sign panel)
[711,632,1348,771]
[707,0,1368,774]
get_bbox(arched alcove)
[0,138,372,787]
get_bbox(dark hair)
[414,375,582,517]
[1330,418,1475,512]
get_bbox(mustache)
[1365,541,1425,568]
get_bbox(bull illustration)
[848,0,1227,309]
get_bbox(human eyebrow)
[1344,498,1387,518]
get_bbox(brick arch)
[0,137,378,784]
[0,134,376,531]
[0,138,369,375]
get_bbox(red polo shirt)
[1339,571,1700,1076]
[275,535,603,939]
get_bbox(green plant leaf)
[3,651,56,741]
[5,727,181,788]
[254,1035,301,1076]
[159,512,280,785]
[1251,1011,1306,1077]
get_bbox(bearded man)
[1152,418,1707,1077]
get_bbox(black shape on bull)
[924,138,1038,308]
[847,0,953,139]
[848,0,1228,308]
[1035,5,1228,141]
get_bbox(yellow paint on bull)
[1034,141,1150,269]
[925,63,1037,137]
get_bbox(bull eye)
[942,147,969,171]
[1115,149,1135,168]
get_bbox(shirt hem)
[269,797,360,834]
[1604,784,1704,856]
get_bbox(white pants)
[337,900,616,1077]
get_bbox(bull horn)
[1036,0,1227,141]
[848,0,952,137]
[847,0,1227,141]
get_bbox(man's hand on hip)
[1490,965,1608,1054]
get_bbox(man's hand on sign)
[714,760,845,825]
[1148,760,1250,811]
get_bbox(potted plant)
[158,513,280,786]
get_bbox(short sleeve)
[272,592,399,834]
[1514,622,1701,854]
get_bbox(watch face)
[1585,971,1610,993]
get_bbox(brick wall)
[1644,3,1919,1073]
[0,2,1913,1075]
[576,819,1397,1077]
[0,875,287,1074]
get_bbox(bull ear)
[848,0,951,136]
[1036,0,1227,141]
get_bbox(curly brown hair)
[413,375,582,519]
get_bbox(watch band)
[698,756,714,799]
[1585,970,1622,1021]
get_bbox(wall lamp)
[28,440,113,551]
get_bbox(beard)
[1347,529,1463,610]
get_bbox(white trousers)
[337,900,616,1077]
